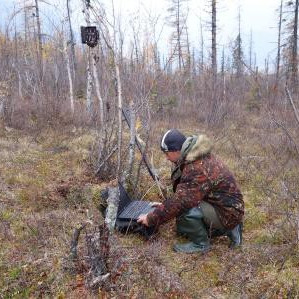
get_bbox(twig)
[122,109,160,182]
[269,116,299,157]
[95,145,118,176]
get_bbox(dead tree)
[211,0,217,81]
[67,223,110,290]
[283,0,299,89]
[185,26,191,74]
[276,0,284,84]
[85,225,109,282]
[291,0,299,87]
[220,46,226,101]
[248,30,253,70]
[34,0,43,77]
[127,100,136,178]
[167,0,189,71]
[199,16,205,73]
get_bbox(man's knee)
[199,201,225,230]
[176,203,225,236]
[176,207,205,235]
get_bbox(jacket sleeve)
[147,164,211,227]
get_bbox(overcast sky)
[1,0,282,69]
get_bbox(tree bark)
[64,36,75,115]
[35,0,43,78]
[249,30,253,70]
[276,0,283,84]
[66,0,77,77]
[291,0,299,88]
[285,86,299,126]
[105,186,120,232]
[115,63,123,179]
[211,0,217,81]
[127,99,136,178]
[83,0,93,114]
[92,53,104,126]
[176,0,182,70]
[199,16,204,73]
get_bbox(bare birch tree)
[66,0,77,77]
[83,0,93,115]
[88,0,124,180]
[63,31,75,115]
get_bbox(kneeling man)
[138,129,244,253]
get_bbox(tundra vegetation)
[0,0,298,297]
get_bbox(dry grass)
[0,127,102,297]
[0,114,299,298]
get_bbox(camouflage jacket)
[147,135,244,230]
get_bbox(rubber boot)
[227,223,243,248]
[174,207,211,253]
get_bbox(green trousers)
[176,201,225,240]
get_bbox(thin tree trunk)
[291,0,299,88]
[221,46,226,101]
[285,86,299,126]
[265,57,269,95]
[186,26,191,74]
[177,0,182,70]
[86,49,93,114]
[17,71,23,99]
[64,36,75,115]
[83,0,93,114]
[115,63,123,179]
[92,52,104,127]
[199,16,204,72]
[276,0,283,84]
[35,0,43,77]
[24,0,28,47]
[92,51,106,166]
[127,99,136,178]
[66,0,77,76]
[211,0,217,82]
[249,29,253,70]
[237,7,242,76]
[14,16,23,99]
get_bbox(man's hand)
[137,214,149,227]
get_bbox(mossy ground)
[0,121,298,298]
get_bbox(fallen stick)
[70,223,87,260]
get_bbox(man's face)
[164,151,181,163]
